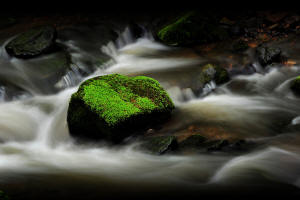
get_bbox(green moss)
[67,74,175,142]
[199,64,230,85]
[157,11,228,46]
[157,12,195,46]
[76,74,174,126]
[291,76,300,95]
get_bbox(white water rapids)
[1,26,300,199]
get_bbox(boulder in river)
[290,76,300,95]
[199,64,230,85]
[255,45,283,66]
[67,74,175,143]
[156,11,228,46]
[140,135,178,155]
[5,25,57,59]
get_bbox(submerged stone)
[199,64,230,85]
[290,76,300,95]
[5,25,57,59]
[140,135,178,155]
[67,74,175,143]
[156,11,228,46]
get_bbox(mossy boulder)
[5,25,57,59]
[140,135,178,155]
[255,45,283,66]
[199,64,230,85]
[290,76,300,95]
[157,11,228,46]
[67,74,175,143]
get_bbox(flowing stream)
[1,25,300,199]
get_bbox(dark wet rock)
[207,139,229,151]
[199,64,230,85]
[229,64,256,76]
[222,140,258,153]
[178,134,207,149]
[156,11,229,46]
[232,40,249,53]
[191,64,230,95]
[227,139,246,150]
[255,45,283,66]
[67,74,175,143]
[139,135,178,155]
[5,26,57,59]
[290,76,300,95]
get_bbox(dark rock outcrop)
[5,26,57,59]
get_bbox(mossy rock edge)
[156,11,228,46]
[67,74,175,143]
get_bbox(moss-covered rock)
[140,135,178,155]
[290,76,300,95]
[157,11,228,46]
[67,74,175,143]
[178,134,207,149]
[199,64,230,85]
[5,25,57,59]
[255,45,283,66]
